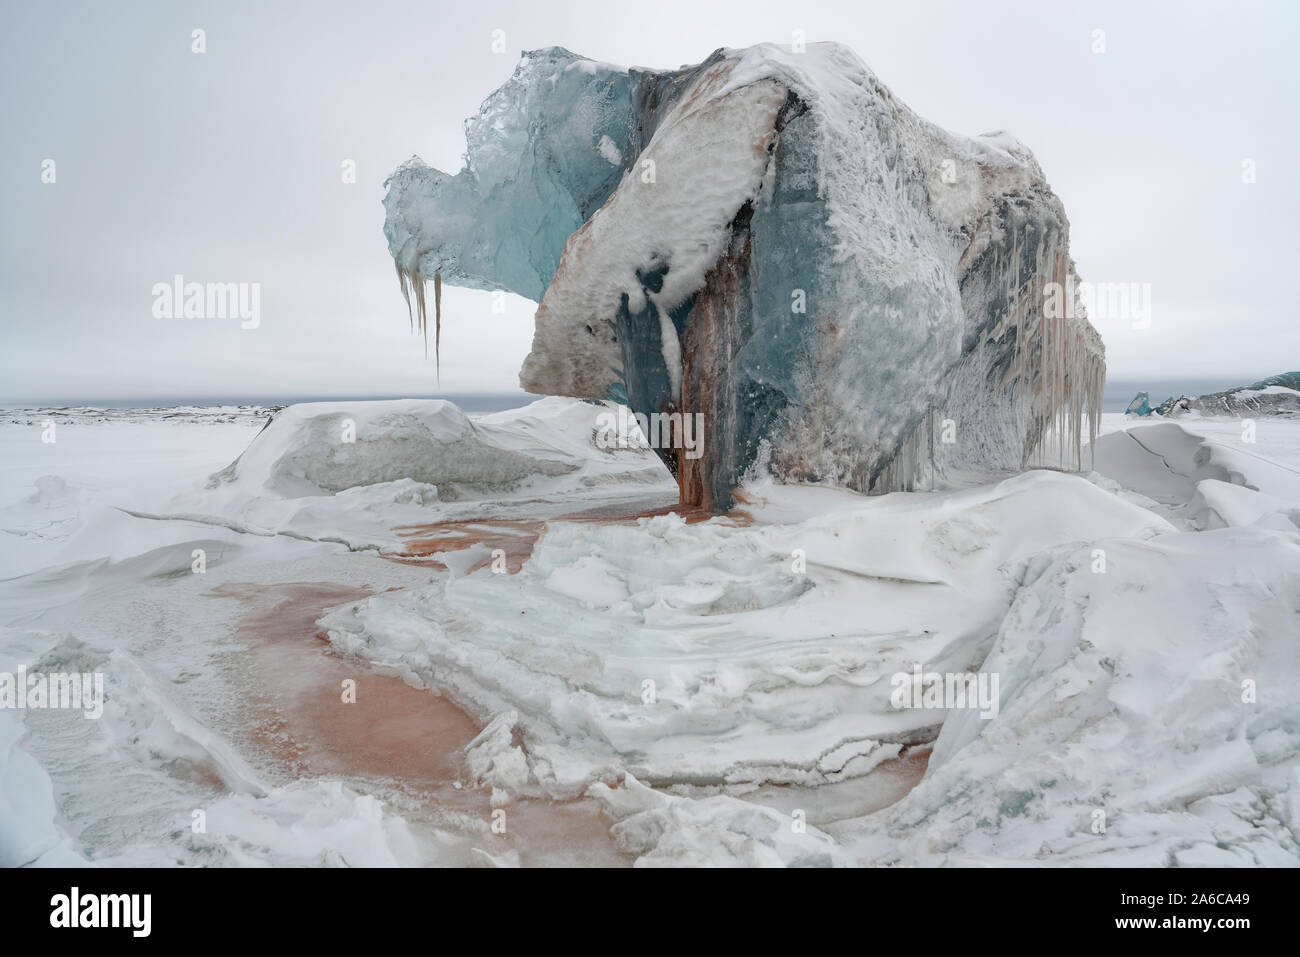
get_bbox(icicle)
[396,260,414,332]
[875,414,930,493]
[394,260,444,382]
[434,271,442,383]
[413,271,427,358]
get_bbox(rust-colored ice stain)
[207,580,629,865]
[200,498,930,863]
[388,518,543,574]
[885,744,932,792]
[209,581,479,788]
[389,500,753,574]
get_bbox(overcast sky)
[1,0,1296,403]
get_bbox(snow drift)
[184,397,675,553]
[5,400,1300,867]
[383,43,1105,509]
[319,471,1172,798]
[207,400,580,500]
[855,525,1300,867]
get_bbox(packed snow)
[2,399,1298,866]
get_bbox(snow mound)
[209,399,579,499]
[320,470,1169,798]
[201,780,428,867]
[590,773,849,867]
[171,397,674,552]
[850,527,1300,866]
[1092,421,1300,529]
[0,707,85,866]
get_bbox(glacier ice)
[384,43,1105,510]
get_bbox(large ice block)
[383,43,1105,509]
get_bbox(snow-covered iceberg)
[1156,372,1300,418]
[384,43,1105,509]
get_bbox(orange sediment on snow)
[209,581,480,788]
[206,580,629,864]
[389,500,752,574]
[880,744,932,797]
[389,518,544,574]
[204,576,931,863]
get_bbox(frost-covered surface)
[2,401,1298,867]
[0,543,487,867]
[383,43,1104,509]
[0,416,267,580]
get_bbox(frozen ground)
[1,402,1297,866]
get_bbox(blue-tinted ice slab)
[1126,392,1153,416]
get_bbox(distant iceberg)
[1156,372,1300,418]
[1125,391,1153,416]
[383,43,1105,509]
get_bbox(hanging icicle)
[434,270,442,382]
[394,262,445,382]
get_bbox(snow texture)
[3,401,1299,867]
[319,469,1173,799]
